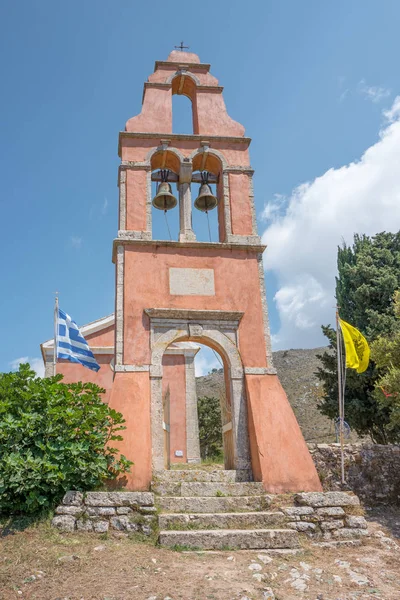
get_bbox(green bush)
[198,395,223,461]
[0,364,132,514]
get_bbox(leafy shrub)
[198,395,223,460]
[0,364,132,514]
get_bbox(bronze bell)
[194,173,218,213]
[152,180,177,211]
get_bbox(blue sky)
[1,0,400,375]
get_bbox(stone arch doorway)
[146,309,252,475]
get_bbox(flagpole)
[336,308,346,485]
[53,293,59,376]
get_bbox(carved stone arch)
[146,146,185,174]
[150,326,243,378]
[189,146,228,172]
[166,70,201,87]
[148,314,251,473]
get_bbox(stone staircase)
[152,470,299,550]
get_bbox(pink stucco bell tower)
[105,50,322,492]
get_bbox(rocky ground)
[196,348,363,444]
[0,508,399,600]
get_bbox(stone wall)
[52,491,157,535]
[308,443,400,505]
[285,492,368,542]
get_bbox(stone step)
[157,495,271,513]
[159,511,287,530]
[158,528,300,550]
[152,481,265,497]
[153,469,252,483]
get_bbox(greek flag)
[57,308,100,372]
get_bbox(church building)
[41,50,322,494]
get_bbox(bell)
[152,181,177,211]
[194,183,218,213]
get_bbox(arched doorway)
[146,309,252,474]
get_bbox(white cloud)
[101,197,108,216]
[70,236,82,249]
[10,356,45,378]
[358,79,391,103]
[260,194,286,223]
[194,346,221,377]
[262,96,400,350]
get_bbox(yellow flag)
[339,319,370,373]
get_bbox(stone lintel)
[145,308,244,322]
[118,132,251,156]
[114,364,150,373]
[244,367,277,376]
[112,238,266,263]
[154,60,211,72]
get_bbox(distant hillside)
[196,347,361,444]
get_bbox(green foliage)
[197,395,223,460]
[0,364,132,515]
[317,232,400,444]
[371,292,400,430]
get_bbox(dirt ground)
[0,508,399,600]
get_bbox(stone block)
[110,516,139,532]
[320,520,344,531]
[55,505,83,516]
[295,492,360,508]
[287,521,316,533]
[84,492,154,507]
[333,528,369,538]
[283,506,314,517]
[346,516,368,529]
[86,507,116,517]
[51,515,76,532]
[76,519,94,532]
[93,521,109,533]
[158,528,299,550]
[140,506,157,513]
[315,507,345,517]
[116,507,133,515]
[62,491,83,506]
[141,525,152,536]
[158,495,270,514]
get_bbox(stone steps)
[159,511,287,530]
[153,469,252,483]
[158,528,300,550]
[157,495,272,514]
[152,481,265,497]
[155,470,299,550]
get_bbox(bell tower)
[109,50,322,493]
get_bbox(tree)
[0,364,132,514]
[316,232,400,444]
[197,396,223,460]
[371,292,400,430]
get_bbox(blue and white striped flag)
[56,308,100,372]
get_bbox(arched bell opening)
[191,151,225,243]
[150,150,180,241]
[191,171,219,242]
[171,74,199,134]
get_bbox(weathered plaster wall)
[56,356,114,404]
[245,374,322,493]
[309,443,400,505]
[162,354,187,464]
[123,245,268,368]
